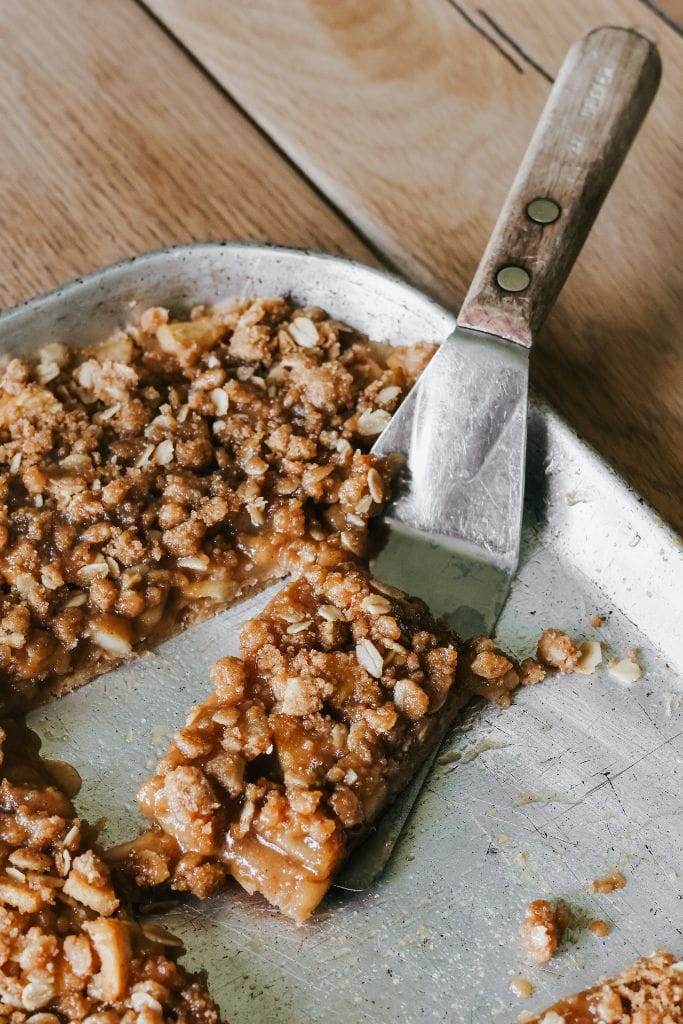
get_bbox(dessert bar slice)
[112,562,464,922]
[0,297,433,709]
[0,717,224,1024]
[522,951,681,1023]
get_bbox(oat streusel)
[0,298,434,709]
[523,951,681,1023]
[458,635,546,708]
[108,562,463,923]
[0,718,223,1024]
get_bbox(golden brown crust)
[523,951,682,1023]
[109,562,463,922]
[0,299,433,710]
[0,718,223,1024]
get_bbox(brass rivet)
[496,265,531,292]
[526,197,561,224]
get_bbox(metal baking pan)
[3,243,680,1022]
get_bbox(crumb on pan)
[587,918,612,938]
[458,635,546,707]
[590,870,627,894]
[520,898,569,964]
[574,639,602,675]
[511,977,536,999]
[608,650,642,684]
[536,629,582,674]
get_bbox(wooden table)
[2,0,681,530]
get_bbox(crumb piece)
[497,833,511,845]
[514,851,529,865]
[511,977,536,998]
[520,899,569,964]
[608,651,642,684]
[590,870,626,894]
[519,657,546,686]
[575,639,603,675]
[459,635,520,707]
[591,614,606,628]
[536,629,581,673]
[588,918,612,937]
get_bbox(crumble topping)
[458,635,545,707]
[536,629,582,674]
[0,718,222,1024]
[523,951,681,1023]
[108,562,463,922]
[520,899,569,964]
[0,298,434,709]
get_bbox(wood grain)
[459,27,661,346]
[0,0,372,310]
[144,0,683,531]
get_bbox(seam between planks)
[475,8,555,82]
[132,0,401,276]
[443,0,525,74]
[635,0,683,37]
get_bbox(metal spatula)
[336,26,660,891]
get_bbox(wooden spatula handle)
[457,26,661,348]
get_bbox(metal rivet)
[496,265,531,292]
[526,197,561,224]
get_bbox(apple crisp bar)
[110,562,463,922]
[522,951,681,1023]
[0,297,433,709]
[0,717,223,1024]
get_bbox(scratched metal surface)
[2,244,680,1023]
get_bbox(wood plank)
[0,0,372,310]
[459,0,683,525]
[144,0,683,531]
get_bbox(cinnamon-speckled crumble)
[109,562,463,922]
[0,298,433,708]
[0,718,222,1024]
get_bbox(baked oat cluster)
[0,718,222,1024]
[0,298,433,708]
[458,634,547,707]
[109,562,463,922]
[523,951,681,1023]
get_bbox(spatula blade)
[378,327,528,564]
[335,328,528,891]
[371,325,528,633]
